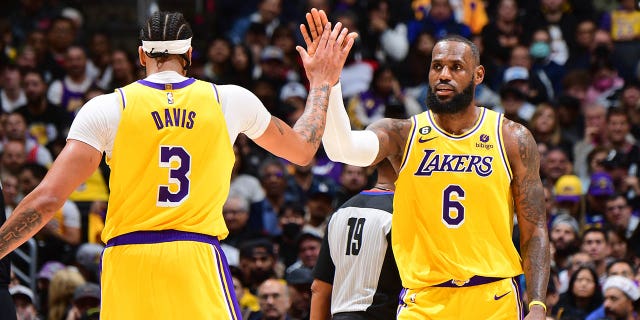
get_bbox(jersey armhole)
[398,115,418,173]
[496,113,513,181]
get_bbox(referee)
[310,159,401,320]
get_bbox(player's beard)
[427,80,475,114]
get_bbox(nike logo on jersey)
[494,291,510,300]
[418,136,438,143]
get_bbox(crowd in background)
[2,0,640,319]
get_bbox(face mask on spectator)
[594,77,614,91]
[530,41,550,59]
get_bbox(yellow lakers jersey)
[611,10,640,41]
[102,78,234,242]
[393,107,523,289]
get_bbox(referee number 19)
[345,217,366,255]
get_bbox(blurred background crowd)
[2,0,640,319]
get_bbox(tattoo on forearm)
[368,118,411,159]
[521,235,549,302]
[0,209,43,257]
[294,84,330,148]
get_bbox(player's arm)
[0,140,101,259]
[310,279,332,320]
[253,22,354,166]
[503,119,549,319]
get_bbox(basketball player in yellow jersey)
[0,10,357,320]
[303,11,549,320]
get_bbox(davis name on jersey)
[151,107,196,130]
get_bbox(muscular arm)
[0,140,101,259]
[253,84,331,165]
[310,279,332,320]
[503,120,549,313]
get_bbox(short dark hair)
[434,35,480,66]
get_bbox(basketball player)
[0,11,355,320]
[310,159,401,320]
[303,11,549,320]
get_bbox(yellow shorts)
[397,277,523,320]
[100,230,241,320]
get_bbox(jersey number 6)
[442,185,465,228]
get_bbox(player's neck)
[432,106,481,136]
[145,60,186,77]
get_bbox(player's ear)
[474,65,485,85]
[138,46,146,67]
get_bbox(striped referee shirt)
[313,189,401,319]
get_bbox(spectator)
[35,261,66,318]
[524,0,578,67]
[586,58,625,109]
[74,243,103,284]
[604,194,639,239]
[47,45,97,115]
[565,19,597,72]
[599,275,640,320]
[227,0,282,45]
[581,227,613,282]
[222,193,262,248]
[202,37,233,84]
[250,278,291,320]
[228,44,255,89]
[239,238,280,293]
[481,0,523,65]
[287,158,336,207]
[302,184,335,237]
[279,81,307,125]
[574,103,608,183]
[286,230,322,275]
[258,158,296,236]
[606,228,630,260]
[541,148,573,189]
[65,283,100,320]
[285,268,313,320]
[43,16,77,80]
[15,69,73,147]
[270,25,303,78]
[528,28,566,103]
[19,164,81,266]
[407,0,472,43]
[586,172,615,226]
[105,49,137,92]
[230,266,260,320]
[530,103,574,157]
[3,112,53,168]
[9,284,36,320]
[334,164,368,207]
[360,0,409,64]
[276,202,306,268]
[554,175,584,222]
[554,266,604,319]
[0,140,27,179]
[347,65,420,129]
[0,64,26,113]
[550,213,581,272]
[48,267,85,320]
[86,32,112,91]
[618,82,640,139]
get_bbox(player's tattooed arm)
[503,119,549,307]
[0,208,44,259]
[292,84,331,147]
[367,118,412,167]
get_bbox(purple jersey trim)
[137,78,196,90]
[432,275,503,287]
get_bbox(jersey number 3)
[157,146,191,207]
[442,185,465,228]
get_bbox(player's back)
[314,189,401,319]
[103,78,234,242]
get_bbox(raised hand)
[296,21,355,86]
[300,8,358,57]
